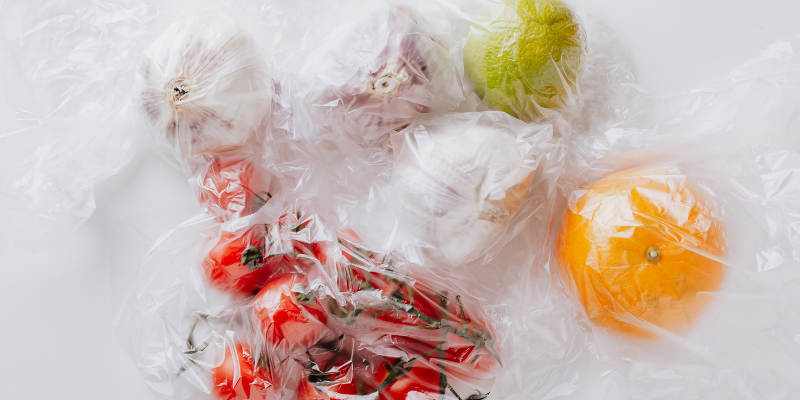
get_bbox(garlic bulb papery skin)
[136,15,272,165]
[295,1,463,146]
[391,113,539,265]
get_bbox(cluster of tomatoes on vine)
[185,154,500,400]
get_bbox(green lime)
[463,0,587,119]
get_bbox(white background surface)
[1,0,799,399]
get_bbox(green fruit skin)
[464,0,587,119]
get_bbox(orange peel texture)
[557,167,726,337]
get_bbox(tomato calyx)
[375,357,417,391]
[294,284,317,305]
[252,191,273,205]
[238,224,284,272]
[242,245,266,270]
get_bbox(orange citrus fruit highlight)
[557,167,726,337]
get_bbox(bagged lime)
[463,0,587,119]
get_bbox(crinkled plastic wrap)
[349,111,562,267]
[288,1,465,147]
[0,0,157,247]
[132,11,283,223]
[118,201,501,400]
[135,14,272,168]
[0,0,641,248]
[513,38,800,398]
[113,1,677,400]
[44,1,797,400]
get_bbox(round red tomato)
[203,225,292,294]
[253,274,333,355]
[211,344,272,400]
[197,154,273,221]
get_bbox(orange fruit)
[557,167,726,337]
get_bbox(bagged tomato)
[202,210,337,295]
[119,200,502,400]
[195,152,278,222]
[212,343,275,400]
[133,13,280,224]
[107,2,800,400]
[281,231,501,400]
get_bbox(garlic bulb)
[136,15,271,163]
[295,2,463,145]
[391,113,536,264]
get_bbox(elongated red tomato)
[382,333,498,383]
[212,344,273,400]
[197,154,272,221]
[203,225,292,295]
[378,363,441,400]
[253,274,332,355]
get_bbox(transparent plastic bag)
[112,2,666,400]
[509,34,800,399]
[537,135,800,399]
[347,111,563,267]
[117,201,501,400]
[454,0,652,137]
[286,0,465,147]
[95,1,800,400]
[134,13,273,169]
[0,0,642,250]
[0,0,157,248]
[132,12,284,223]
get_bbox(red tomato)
[203,225,293,294]
[336,228,362,244]
[293,239,335,266]
[253,274,332,355]
[356,279,444,329]
[197,154,272,221]
[212,344,273,400]
[336,264,387,294]
[382,333,498,380]
[378,363,442,400]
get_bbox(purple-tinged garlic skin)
[296,2,463,146]
[136,15,271,165]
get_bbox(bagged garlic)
[290,1,464,147]
[136,14,272,166]
[387,111,554,265]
